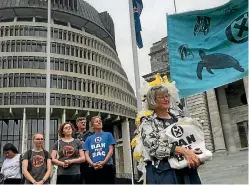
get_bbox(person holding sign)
[133,74,203,184]
[83,116,116,184]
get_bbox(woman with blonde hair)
[51,122,85,184]
[22,133,52,184]
[83,116,116,184]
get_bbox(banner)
[167,0,248,98]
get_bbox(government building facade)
[0,0,137,179]
[144,37,248,154]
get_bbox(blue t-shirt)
[83,132,116,165]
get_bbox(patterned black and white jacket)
[140,112,178,167]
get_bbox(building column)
[217,87,237,153]
[121,119,133,181]
[243,77,248,100]
[62,109,66,123]
[21,108,28,153]
[206,89,226,152]
[85,80,88,92]
[113,125,122,175]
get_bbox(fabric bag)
[161,117,212,169]
[50,139,60,184]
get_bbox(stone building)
[0,0,136,178]
[143,37,248,153]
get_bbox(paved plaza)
[198,150,248,184]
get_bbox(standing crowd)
[0,116,116,184]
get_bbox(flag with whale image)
[167,0,248,98]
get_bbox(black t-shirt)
[74,130,93,142]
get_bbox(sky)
[85,0,230,91]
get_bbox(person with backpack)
[22,133,52,184]
[51,122,85,184]
[73,117,93,183]
[0,143,22,184]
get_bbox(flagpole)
[128,0,142,184]
[129,0,142,111]
[45,0,51,150]
[173,0,177,13]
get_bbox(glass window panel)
[35,43,42,52]
[50,94,55,105]
[24,27,29,36]
[52,76,57,88]
[18,58,22,68]
[36,76,41,87]
[8,59,12,68]
[9,74,14,87]
[50,59,54,70]
[41,76,46,88]
[39,59,45,69]
[8,120,14,135]
[25,75,30,87]
[55,96,60,106]
[27,43,31,52]
[55,61,59,70]
[70,62,73,72]
[11,42,15,52]
[58,77,62,89]
[42,43,46,52]
[68,78,72,90]
[79,64,82,73]
[61,45,65,55]
[37,120,44,133]
[56,45,60,54]
[16,95,21,105]
[23,59,29,68]
[31,77,36,87]
[71,47,74,56]
[67,95,71,106]
[74,63,78,73]
[59,30,62,39]
[65,61,69,71]
[66,47,70,55]
[31,120,38,134]
[27,95,32,105]
[34,28,39,36]
[21,93,27,104]
[59,61,64,71]
[29,27,35,36]
[63,77,67,89]
[3,76,7,87]
[78,80,82,91]
[3,59,7,69]
[33,95,38,105]
[52,43,56,53]
[54,29,58,39]
[73,78,77,90]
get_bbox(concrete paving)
[198,150,248,184]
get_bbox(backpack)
[20,150,49,184]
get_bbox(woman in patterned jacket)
[140,85,203,184]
